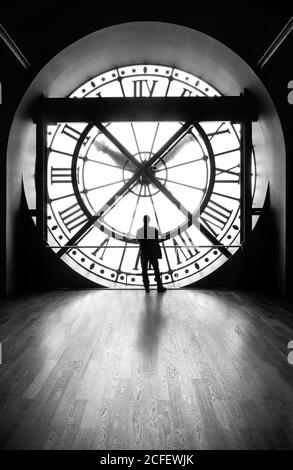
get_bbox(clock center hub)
[139,163,156,185]
[123,151,168,197]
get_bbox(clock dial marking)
[133,79,158,97]
[59,201,88,233]
[61,124,90,145]
[91,237,110,260]
[50,167,72,185]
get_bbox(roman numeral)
[59,202,87,232]
[133,79,158,97]
[61,124,89,145]
[207,123,231,140]
[215,164,240,183]
[91,237,110,260]
[133,248,141,271]
[200,199,232,236]
[172,232,199,265]
[181,88,192,97]
[50,167,71,184]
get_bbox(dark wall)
[0,41,33,296]
[257,38,293,297]
[0,1,291,72]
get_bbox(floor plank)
[0,289,293,449]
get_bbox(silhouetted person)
[136,215,166,293]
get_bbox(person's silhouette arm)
[135,227,142,243]
[155,228,168,243]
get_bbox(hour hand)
[156,132,195,169]
[146,121,193,171]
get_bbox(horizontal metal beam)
[35,96,258,123]
[46,245,242,249]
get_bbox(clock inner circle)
[122,152,168,197]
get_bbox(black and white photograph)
[0,0,293,460]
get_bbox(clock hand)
[154,133,194,169]
[56,166,144,257]
[155,155,207,173]
[94,122,206,209]
[87,122,227,255]
[95,121,194,173]
[152,128,196,170]
[61,120,218,255]
[141,168,231,258]
[144,122,193,170]
[93,122,205,224]
[57,121,150,257]
[94,122,207,188]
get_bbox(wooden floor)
[0,288,293,450]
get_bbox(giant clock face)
[46,64,256,288]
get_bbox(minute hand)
[57,122,193,256]
[145,121,193,169]
[56,168,144,257]
[143,168,231,259]
[96,121,193,171]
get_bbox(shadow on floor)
[137,292,167,362]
